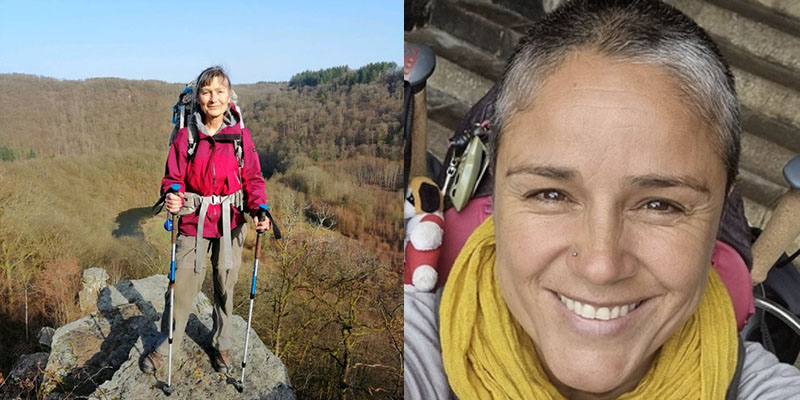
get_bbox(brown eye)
[533,190,568,202]
[643,199,676,212]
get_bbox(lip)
[557,292,647,309]
[551,290,650,336]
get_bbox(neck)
[204,114,224,136]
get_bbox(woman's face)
[493,51,728,398]
[197,76,231,121]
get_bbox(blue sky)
[0,1,401,83]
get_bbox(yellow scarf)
[440,216,739,399]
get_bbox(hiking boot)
[140,350,164,374]
[213,349,233,373]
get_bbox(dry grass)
[276,157,403,253]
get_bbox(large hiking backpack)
[168,81,246,168]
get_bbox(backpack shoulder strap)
[229,99,245,170]
[187,121,198,160]
[233,131,244,177]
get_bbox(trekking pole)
[404,42,435,184]
[234,204,272,393]
[163,183,181,396]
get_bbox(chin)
[556,369,626,395]
[542,347,646,397]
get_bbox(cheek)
[627,221,716,293]
[494,208,572,287]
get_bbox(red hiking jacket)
[161,106,267,238]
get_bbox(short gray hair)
[492,0,740,190]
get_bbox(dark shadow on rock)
[48,280,166,396]
[2,352,49,399]
[264,382,296,400]
[184,312,214,362]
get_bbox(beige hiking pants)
[154,223,247,357]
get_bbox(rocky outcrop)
[78,267,110,313]
[38,273,293,399]
[37,327,56,350]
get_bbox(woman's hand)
[253,215,272,232]
[165,192,184,214]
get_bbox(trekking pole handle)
[256,204,268,235]
[258,204,282,240]
[163,184,181,232]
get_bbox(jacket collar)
[192,106,242,137]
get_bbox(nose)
[568,205,636,286]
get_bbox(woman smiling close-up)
[404,0,800,399]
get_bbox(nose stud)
[572,251,579,257]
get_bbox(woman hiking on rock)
[141,66,270,375]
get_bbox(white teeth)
[619,305,629,317]
[580,304,596,319]
[559,294,640,321]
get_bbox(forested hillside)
[0,64,403,399]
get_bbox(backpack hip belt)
[179,190,245,273]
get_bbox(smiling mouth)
[558,293,643,321]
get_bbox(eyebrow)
[505,163,710,194]
[628,174,710,194]
[505,164,578,180]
